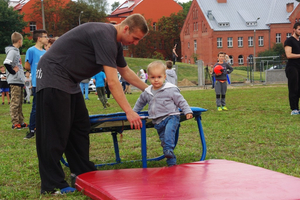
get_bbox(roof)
[13,0,30,11]
[197,0,299,31]
[110,0,143,15]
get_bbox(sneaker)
[70,173,77,188]
[222,106,228,111]
[217,107,222,111]
[24,100,26,103]
[20,122,28,128]
[24,131,35,139]
[12,124,21,130]
[164,150,174,158]
[54,187,77,195]
[27,102,30,104]
[291,110,299,115]
[1,102,4,105]
[106,102,110,107]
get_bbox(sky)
[106,0,191,12]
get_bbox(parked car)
[89,79,96,93]
[268,64,285,70]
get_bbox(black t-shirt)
[0,71,9,88]
[284,36,300,68]
[36,23,127,94]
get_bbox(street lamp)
[79,11,84,25]
[41,0,45,30]
[253,17,260,72]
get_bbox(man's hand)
[186,113,193,120]
[126,110,143,130]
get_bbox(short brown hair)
[218,51,225,56]
[33,29,47,42]
[121,14,149,35]
[166,61,173,69]
[147,61,166,75]
[11,32,23,44]
[48,38,56,45]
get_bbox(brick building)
[180,0,300,66]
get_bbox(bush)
[152,51,164,60]
[20,37,35,55]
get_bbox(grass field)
[0,83,299,199]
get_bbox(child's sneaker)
[12,124,21,130]
[21,122,28,128]
[106,102,110,107]
[291,110,299,115]
[222,106,228,111]
[217,107,222,111]
[24,131,35,139]
[164,150,174,158]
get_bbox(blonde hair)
[147,61,166,75]
[121,14,149,34]
[11,32,23,44]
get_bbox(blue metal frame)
[61,107,207,168]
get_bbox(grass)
[1,83,300,199]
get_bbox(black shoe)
[24,131,35,139]
[70,173,77,188]
[20,122,28,129]
[164,150,174,158]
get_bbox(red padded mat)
[76,160,300,200]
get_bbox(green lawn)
[0,84,299,199]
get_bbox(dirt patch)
[177,79,197,87]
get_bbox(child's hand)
[186,113,193,119]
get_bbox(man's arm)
[24,61,31,71]
[117,66,148,91]
[285,46,300,59]
[4,64,18,74]
[104,65,143,130]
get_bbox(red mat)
[75,160,300,200]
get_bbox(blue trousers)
[154,115,180,166]
[80,82,89,99]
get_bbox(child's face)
[218,53,225,62]
[148,66,166,90]
[0,67,4,72]
[25,72,30,77]
[45,43,52,51]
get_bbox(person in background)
[165,60,177,85]
[0,65,10,105]
[3,32,27,130]
[172,44,178,65]
[24,71,32,104]
[80,78,90,100]
[93,70,110,109]
[24,29,48,139]
[139,69,146,82]
[143,69,148,83]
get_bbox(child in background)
[93,70,110,109]
[165,60,177,85]
[24,71,32,104]
[133,61,193,167]
[3,32,27,130]
[212,52,233,111]
[0,65,10,105]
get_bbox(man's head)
[166,60,173,69]
[119,14,149,45]
[218,51,225,63]
[293,22,300,37]
[33,29,48,44]
[11,32,23,47]
[147,61,166,90]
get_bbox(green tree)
[0,0,27,53]
[111,1,120,12]
[178,1,192,15]
[156,10,187,60]
[258,43,286,60]
[79,0,108,13]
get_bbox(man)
[36,14,149,194]
[284,22,300,115]
[24,29,48,139]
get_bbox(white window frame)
[227,37,233,47]
[238,37,243,47]
[217,37,222,48]
[276,33,281,43]
[238,55,244,65]
[30,22,36,32]
[194,40,197,51]
[248,36,253,47]
[258,36,264,46]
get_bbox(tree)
[258,43,286,60]
[111,1,120,12]
[79,0,108,13]
[29,0,107,37]
[178,1,192,15]
[0,0,27,53]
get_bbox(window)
[153,22,156,31]
[287,33,292,38]
[227,37,233,47]
[196,22,198,31]
[229,55,233,65]
[217,37,222,48]
[30,22,36,32]
[194,40,197,51]
[238,37,243,47]
[188,42,190,49]
[248,36,253,47]
[238,55,244,65]
[276,33,281,43]
[258,36,264,46]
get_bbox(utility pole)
[41,0,45,30]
